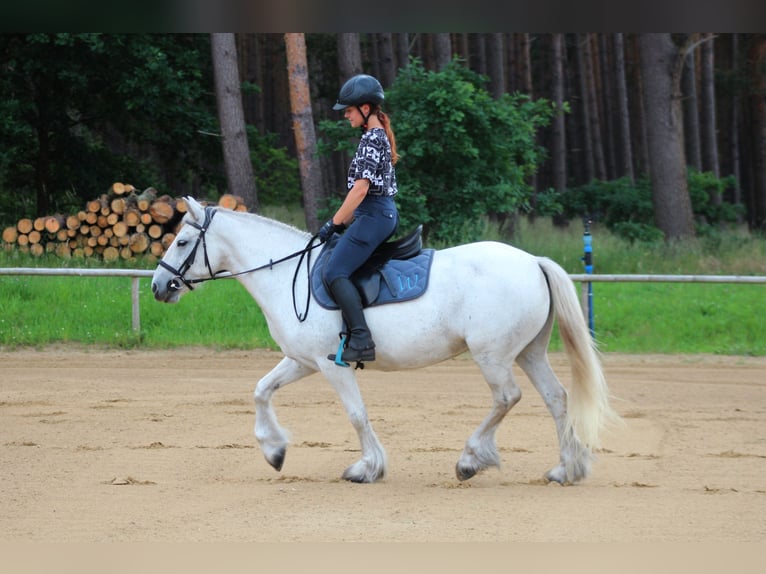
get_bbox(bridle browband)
[158,206,323,321]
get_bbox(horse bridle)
[158,205,323,320]
[158,206,218,292]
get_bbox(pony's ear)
[184,197,204,222]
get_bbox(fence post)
[131,276,141,333]
[582,220,595,338]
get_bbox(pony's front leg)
[321,367,387,483]
[254,356,316,472]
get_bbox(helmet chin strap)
[356,104,371,129]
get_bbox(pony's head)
[151,197,223,303]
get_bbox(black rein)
[159,206,322,322]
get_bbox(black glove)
[318,219,346,242]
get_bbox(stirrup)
[327,335,373,369]
[329,335,351,368]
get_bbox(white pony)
[152,197,619,484]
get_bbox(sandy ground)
[1,347,765,543]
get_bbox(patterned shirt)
[347,127,398,197]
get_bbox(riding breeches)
[322,194,398,285]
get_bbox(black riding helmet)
[333,74,384,127]
[333,74,384,110]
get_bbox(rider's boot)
[327,276,376,364]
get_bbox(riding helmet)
[333,74,385,110]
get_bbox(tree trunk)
[628,34,650,177]
[575,34,595,182]
[210,33,258,211]
[700,33,721,191]
[468,33,487,76]
[285,33,323,233]
[432,33,452,71]
[681,35,703,171]
[486,33,505,99]
[504,33,516,93]
[337,33,363,81]
[583,34,607,180]
[518,33,532,95]
[639,33,696,240]
[730,34,743,217]
[598,34,618,180]
[551,33,567,195]
[749,35,766,229]
[396,33,410,69]
[377,33,396,86]
[614,33,635,182]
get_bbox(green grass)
[0,272,275,349]
[591,282,765,355]
[1,214,765,355]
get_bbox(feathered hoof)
[342,461,385,483]
[455,462,478,482]
[266,447,286,472]
[544,465,571,485]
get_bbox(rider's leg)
[328,276,375,362]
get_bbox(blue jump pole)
[582,220,595,338]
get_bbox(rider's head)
[333,74,385,129]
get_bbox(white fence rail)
[1,268,765,334]
[0,267,153,332]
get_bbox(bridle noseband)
[158,206,323,321]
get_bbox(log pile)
[1,183,248,261]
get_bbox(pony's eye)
[177,239,188,247]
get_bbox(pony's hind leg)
[254,357,316,472]
[456,354,522,481]
[516,343,592,484]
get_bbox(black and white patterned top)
[347,127,398,197]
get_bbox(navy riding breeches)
[322,194,398,285]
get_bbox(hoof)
[342,464,384,483]
[342,472,369,484]
[455,463,477,482]
[267,448,286,472]
[544,466,570,485]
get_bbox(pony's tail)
[537,257,622,449]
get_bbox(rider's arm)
[332,178,370,226]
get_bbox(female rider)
[318,74,400,364]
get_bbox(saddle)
[311,225,435,309]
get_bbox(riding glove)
[318,219,346,242]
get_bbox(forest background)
[1,33,766,246]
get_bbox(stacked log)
[1,183,249,261]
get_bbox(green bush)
[558,169,742,243]
[317,58,556,244]
[687,168,742,230]
[386,59,556,243]
[247,126,301,205]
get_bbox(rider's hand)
[318,219,346,242]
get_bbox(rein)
[159,206,323,322]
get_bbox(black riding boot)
[327,276,376,364]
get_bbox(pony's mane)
[210,206,311,238]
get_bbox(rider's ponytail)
[376,109,399,165]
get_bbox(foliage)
[557,169,742,243]
[687,169,742,229]
[316,58,555,244]
[0,34,224,222]
[246,126,301,205]
[387,59,556,243]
